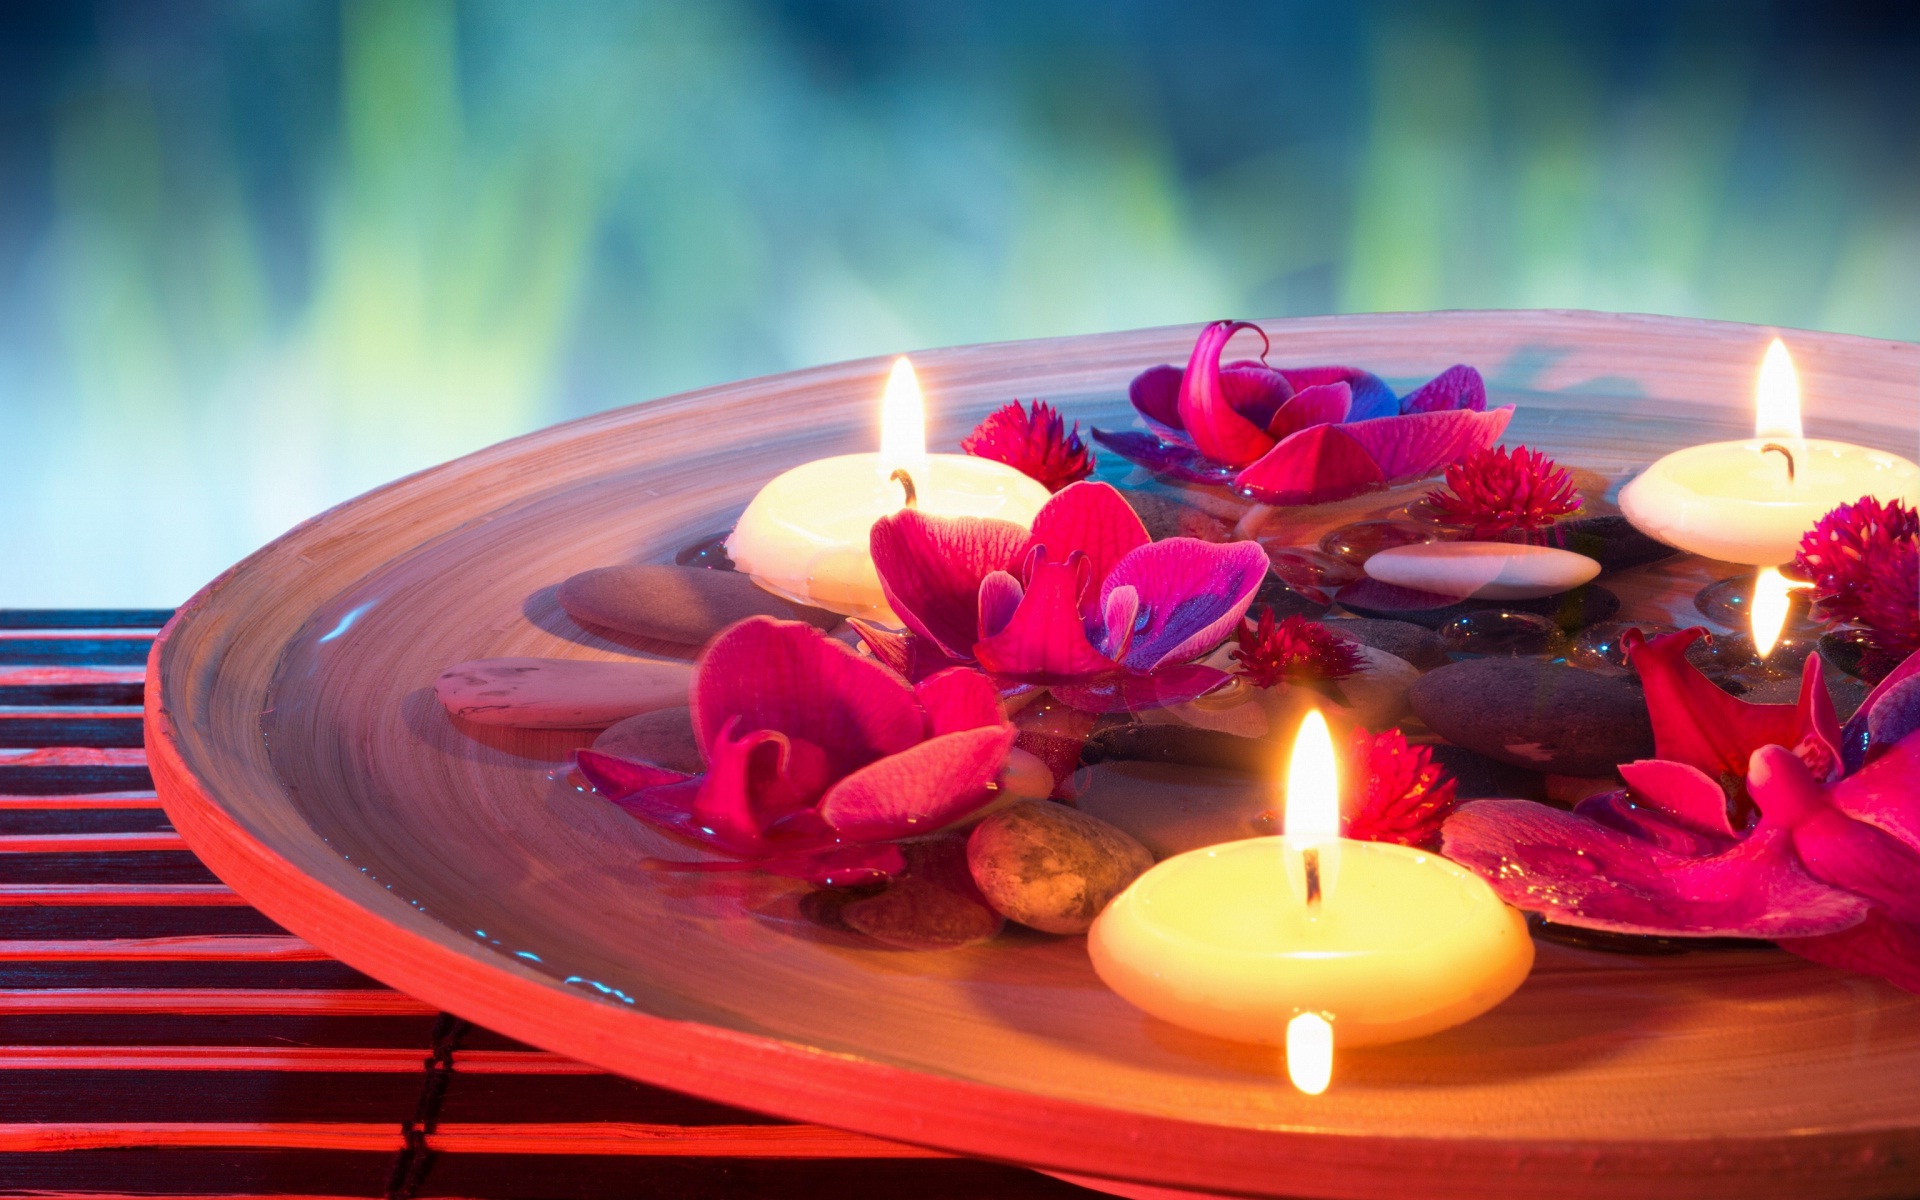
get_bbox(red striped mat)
[0,610,1096,1199]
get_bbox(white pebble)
[1363,541,1600,601]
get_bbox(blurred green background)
[3,1,1917,604]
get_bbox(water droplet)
[1567,620,1679,673]
[1318,519,1441,567]
[1438,609,1563,657]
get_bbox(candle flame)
[1751,566,1797,658]
[1284,710,1340,845]
[1754,338,1803,441]
[879,357,928,473]
[1286,1012,1333,1095]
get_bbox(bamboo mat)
[0,610,1095,1199]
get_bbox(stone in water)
[436,657,692,729]
[1410,657,1652,775]
[1438,610,1562,658]
[592,706,702,775]
[1319,519,1439,567]
[558,564,840,647]
[966,801,1154,933]
[1364,542,1601,601]
[1073,762,1273,860]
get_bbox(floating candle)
[1088,711,1533,1091]
[726,358,1051,620]
[1619,339,1920,565]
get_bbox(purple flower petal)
[1233,423,1387,505]
[1088,429,1237,484]
[692,618,923,778]
[871,509,1029,660]
[1336,405,1512,481]
[1781,907,1920,993]
[816,725,1017,841]
[1050,663,1231,714]
[977,570,1023,640]
[1099,538,1270,672]
[1099,584,1140,661]
[1022,482,1149,604]
[1220,361,1295,429]
[1127,364,1186,433]
[913,667,1007,737]
[1264,382,1351,442]
[1399,364,1487,414]
[973,557,1116,681]
[1176,321,1277,467]
[1845,648,1920,770]
[1281,366,1398,421]
[1441,798,1870,938]
[1866,676,1920,760]
[1616,759,1739,839]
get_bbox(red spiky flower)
[1795,496,1919,659]
[1423,444,1580,537]
[1229,610,1365,689]
[1344,727,1458,849]
[960,400,1095,492]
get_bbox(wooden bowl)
[148,312,1920,1200]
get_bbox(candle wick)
[889,469,918,509]
[1302,847,1321,910]
[1760,442,1796,484]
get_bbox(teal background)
[3,1,1917,604]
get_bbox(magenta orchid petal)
[977,570,1024,640]
[1098,538,1272,672]
[574,749,694,800]
[1022,482,1149,603]
[1751,743,1920,927]
[913,667,1006,737]
[1051,663,1232,714]
[738,842,909,888]
[816,725,1017,841]
[973,557,1116,681]
[1866,677,1920,759]
[1220,362,1295,430]
[1280,366,1398,421]
[1100,584,1140,662]
[1574,790,1736,858]
[1233,423,1387,505]
[693,723,835,849]
[1441,798,1869,938]
[1781,908,1920,993]
[1618,759,1739,838]
[1335,406,1512,480]
[848,620,964,684]
[692,618,922,777]
[1087,429,1237,484]
[871,509,1029,660]
[1175,320,1276,467]
[1626,627,1805,782]
[1398,364,1487,414]
[1264,382,1352,442]
[1127,363,1187,434]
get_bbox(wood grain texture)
[146,312,1920,1200]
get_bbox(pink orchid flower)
[575,617,1016,887]
[1092,319,1514,504]
[1442,628,1920,993]
[862,481,1271,713]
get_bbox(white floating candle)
[1619,339,1920,565]
[726,358,1051,621]
[1088,711,1533,1092]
